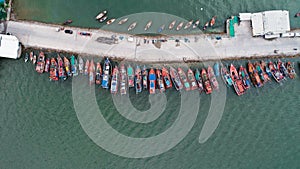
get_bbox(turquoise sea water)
[0,51,300,168]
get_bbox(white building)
[0,34,22,59]
[239,10,290,37]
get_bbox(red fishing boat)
[207,65,219,91]
[149,68,156,94]
[44,58,50,72]
[229,64,245,96]
[49,58,58,81]
[156,69,165,93]
[95,62,102,85]
[35,52,45,73]
[201,68,212,94]
[161,67,172,89]
[169,67,183,91]
[57,54,66,80]
[187,69,198,90]
[210,16,216,27]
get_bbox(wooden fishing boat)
[149,68,156,94]
[169,66,183,90]
[187,69,198,90]
[29,51,34,63]
[295,12,300,17]
[120,64,127,95]
[213,63,220,77]
[106,18,116,25]
[99,16,108,23]
[261,60,272,77]
[277,59,289,78]
[102,58,111,89]
[201,68,212,94]
[78,57,84,74]
[157,24,165,33]
[49,58,58,81]
[118,18,128,25]
[268,61,284,83]
[254,61,270,83]
[203,22,209,30]
[135,66,142,94]
[95,10,107,20]
[128,22,137,31]
[62,19,72,25]
[220,65,233,87]
[161,67,172,89]
[194,69,204,92]
[35,52,45,74]
[192,19,200,29]
[142,65,148,90]
[24,53,29,62]
[178,68,190,91]
[44,58,50,72]
[156,69,165,92]
[63,57,72,77]
[95,62,102,85]
[248,61,262,87]
[110,66,119,94]
[238,65,251,89]
[144,21,152,31]
[286,61,296,79]
[229,64,245,96]
[169,20,176,30]
[210,16,216,27]
[89,60,95,85]
[184,20,193,29]
[207,65,219,91]
[176,22,184,31]
[57,54,66,80]
[127,65,134,88]
[84,59,89,75]
[70,55,78,76]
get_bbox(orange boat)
[35,52,45,74]
[187,69,198,90]
[229,64,245,96]
[210,16,216,27]
[49,58,58,81]
[95,62,102,85]
[248,61,263,87]
[149,68,156,94]
[201,68,212,94]
[286,62,296,79]
[161,67,172,89]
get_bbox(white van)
[280,33,295,38]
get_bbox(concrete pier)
[6,20,300,63]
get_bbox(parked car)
[64,29,73,34]
[78,32,92,36]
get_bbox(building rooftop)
[0,34,21,59]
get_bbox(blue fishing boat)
[102,58,111,89]
[70,55,78,76]
[149,68,156,94]
[195,69,204,92]
[135,66,142,94]
[220,66,233,86]
[213,63,220,77]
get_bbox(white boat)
[106,18,116,25]
[95,10,107,20]
[168,20,176,30]
[176,22,184,31]
[118,18,128,25]
[184,20,193,29]
[144,21,152,31]
[128,22,137,31]
[99,16,107,23]
[192,19,200,29]
[157,24,165,33]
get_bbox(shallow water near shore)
[13,0,300,33]
[0,51,300,168]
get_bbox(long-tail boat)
[49,58,58,81]
[207,65,219,91]
[63,57,72,77]
[169,67,183,91]
[187,69,198,90]
[195,69,204,92]
[162,67,172,89]
[142,65,148,90]
[89,60,95,85]
[149,68,156,94]
[135,66,142,94]
[238,65,251,89]
[35,52,45,74]
[230,64,245,96]
[201,68,212,94]
[95,62,102,85]
[156,69,165,93]
[110,66,119,94]
[127,65,134,88]
[120,64,127,95]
